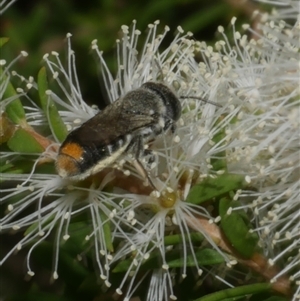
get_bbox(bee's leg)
[163,119,176,133]
[143,148,156,165]
[128,136,157,189]
[126,135,144,159]
[132,159,156,189]
[170,123,177,134]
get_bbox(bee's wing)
[65,98,155,148]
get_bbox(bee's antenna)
[180,96,222,107]
[153,56,167,83]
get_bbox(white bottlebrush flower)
[1,33,127,282]
[1,7,298,300]
[191,13,299,299]
[1,21,230,299]
[90,21,243,300]
[94,14,299,300]
[0,171,133,281]
[254,0,300,21]
[105,184,234,301]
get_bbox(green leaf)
[0,37,9,48]
[249,294,288,301]
[164,232,204,246]
[181,3,230,33]
[194,283,273,301]
[1,69,26,124]
[219,197,259,258]
[0,113,15,144]
[167,248,225,268]
[0,161,14,172]
[7,128,44,153]
[113,247,225,273]
[220,297,247,301]
[38,67,68,142]
[0,159,34,174]
[186,173,246,204]
[24,213,58,237]
[100,209,114,252]
[211,118,227,171]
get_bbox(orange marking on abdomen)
[56,154,80,178]
[60,142,84,160]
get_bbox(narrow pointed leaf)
[99,209,114,252]
[0,159,34,175]
[113,248,225,273]
[186,173,246,204]
[0,37,9,48]
[219,197,259,258]
[1,70,26,124]
[7,128,44,153]
[194,283,273,301]
[166,248,225,268]
[211,118,227,171]
[250,295,288,301]
[38,67,68,142]
[0,113,16,144]
[164,232,204,246]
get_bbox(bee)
[56,82,182,184]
